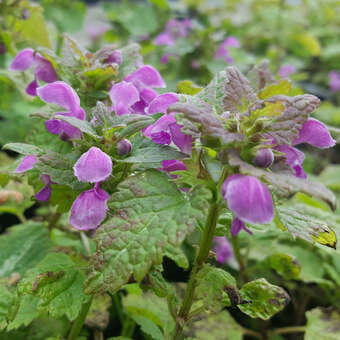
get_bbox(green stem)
[231,235,249,283]
[272,326,306,335]
[68,297,93,340]
[172,201,220,340]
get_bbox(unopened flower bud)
[253,148,274,168]
[118,139,132,155]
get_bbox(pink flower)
[329,71,340,92]
[10,48,58,96]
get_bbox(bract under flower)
[69,183,110,230]
[222,175,274,225]
[74,147,113,183]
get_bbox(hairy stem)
[67,297,93,340]
[272,326,306,335]
[231,235,249,283]
[172,201,220,340]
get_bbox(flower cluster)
[10,48,58,96]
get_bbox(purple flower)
[109,65,166,115]
[37,81,85,140]
[147,93,178,114]
[159,159,187,173]
[105,50,123,65]
[109,81,140,116]
[276,145,306,179]
[86,23,110,40]
[253,148,274,168]
[144,113,192,154]
[15,155,37,173]
[9,48,58,96]
[329,70,340,92]
[213,236,233,263]
[35,175,52,201]
[154,19,191,46]
[74,147,113,183]
[69,182,110,230]
[293,118,335,148]
[215,36,240,64]
[278,65,296,78]
[222,175,274,235]
[117,139,132,155]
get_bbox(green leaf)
[319,165,340,191]
[7,295,39,330]
[85,170,209,294]
[305,308,340,340]
[122,290,173,331]
[115,115,154,140]
[18,253,89,321]
[277,205,338,249]
[122,136,187,164]
[177,81,202,95]
[131,315,164,340]
[0,222,52,277]
[238,279,290,320]
[54,115,101,139]
[266,253,301,280]
[35,152,86,191]
[258,80,292,99]
[165,245,189,269]
[0,285,15,330]
[186,310,243,340]
[148,0,169,9]
[119,43,143,77]
[195,264,238,312]
[12,4,51,48]
[3,143,43,156]
[291,32,321,56]
[85,294,111,331]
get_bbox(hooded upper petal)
[125,65,166,89]
[34,55,58,83]
[147,93,178,114]
[26,79,38,96]
[74,147,113,183]
[222,175,274,224]
[169,122,192,154]
[15,155,37,173]
[69,183,109,230]
[109,81,140,115]
[37,81,81,113]
[9,48,35,71]
[293,118,335,148]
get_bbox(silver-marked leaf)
[170,99,243,145]
[195,264,239,312]
[3,143,43,156]
[259,94,320,145]
[18,252,89,321]
[84,170,210,294]
[238,278,290,320]
[247,60,275,91]
[119,43,143,77]
[35,152,86,191]
[277,205,338,249]
[228,151,337,211]
[222,66,257,113]
[54,115,101,139]
[305,308,340,340]
[184,310,243,340]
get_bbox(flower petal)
[231,217,253,236]
[37,81,81,113]
[35,175,52,201]
[147,93,178,114]
[9,48,35,71]
[253,148,274,168]
[109,81,140,116]
[169,122,192,154]
[26,79,38,96]
[74,147,113,183]
[154,32,175,46]
[125,65,166,88]
[34,55,58,83]
[117,139,132,155]
[276,145,307,179]
[159,160,187,173]
[293,118,336,148]
[214,236,233,263]
[15,155,37,173]
[222,175,274,224]
[69,183,109,230]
